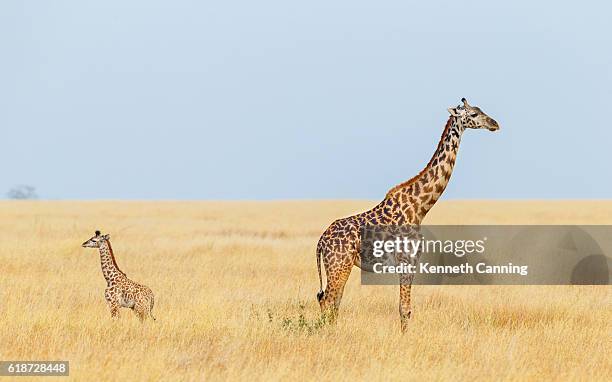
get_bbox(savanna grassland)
[0,200,611,381]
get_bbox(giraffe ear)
[447,107,459,116]
[103,234,110,240]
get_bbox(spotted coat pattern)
[316,99,499,331]
[82,232,156,321]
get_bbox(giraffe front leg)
[398,245,421,333]
[399,275,414,333]
[396,245,421,333]
[105,287,120,319]
[109,303,120,319]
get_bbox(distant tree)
[7,185,38,200]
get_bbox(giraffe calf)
[82,231,156,321]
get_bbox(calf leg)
[133,303,147,322]
[105,287,121,319]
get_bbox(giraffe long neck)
[386,116,464,224]
[98,240,126,285]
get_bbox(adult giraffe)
[316,98,500,331]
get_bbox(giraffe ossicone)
[316,98,500,332]
[82,231,156,322]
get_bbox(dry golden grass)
[0,200,611,381]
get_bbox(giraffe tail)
[316,249,324,302]
[150,295,157,321]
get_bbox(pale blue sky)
[2,1,610,199]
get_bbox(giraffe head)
[82,230,110,248]
[447,98,500,131]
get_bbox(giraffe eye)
[470,113,478,118]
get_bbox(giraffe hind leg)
[316,290,324,302]
[132,303,147,322]
[319,260,352,322]
[133,292,155,322]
